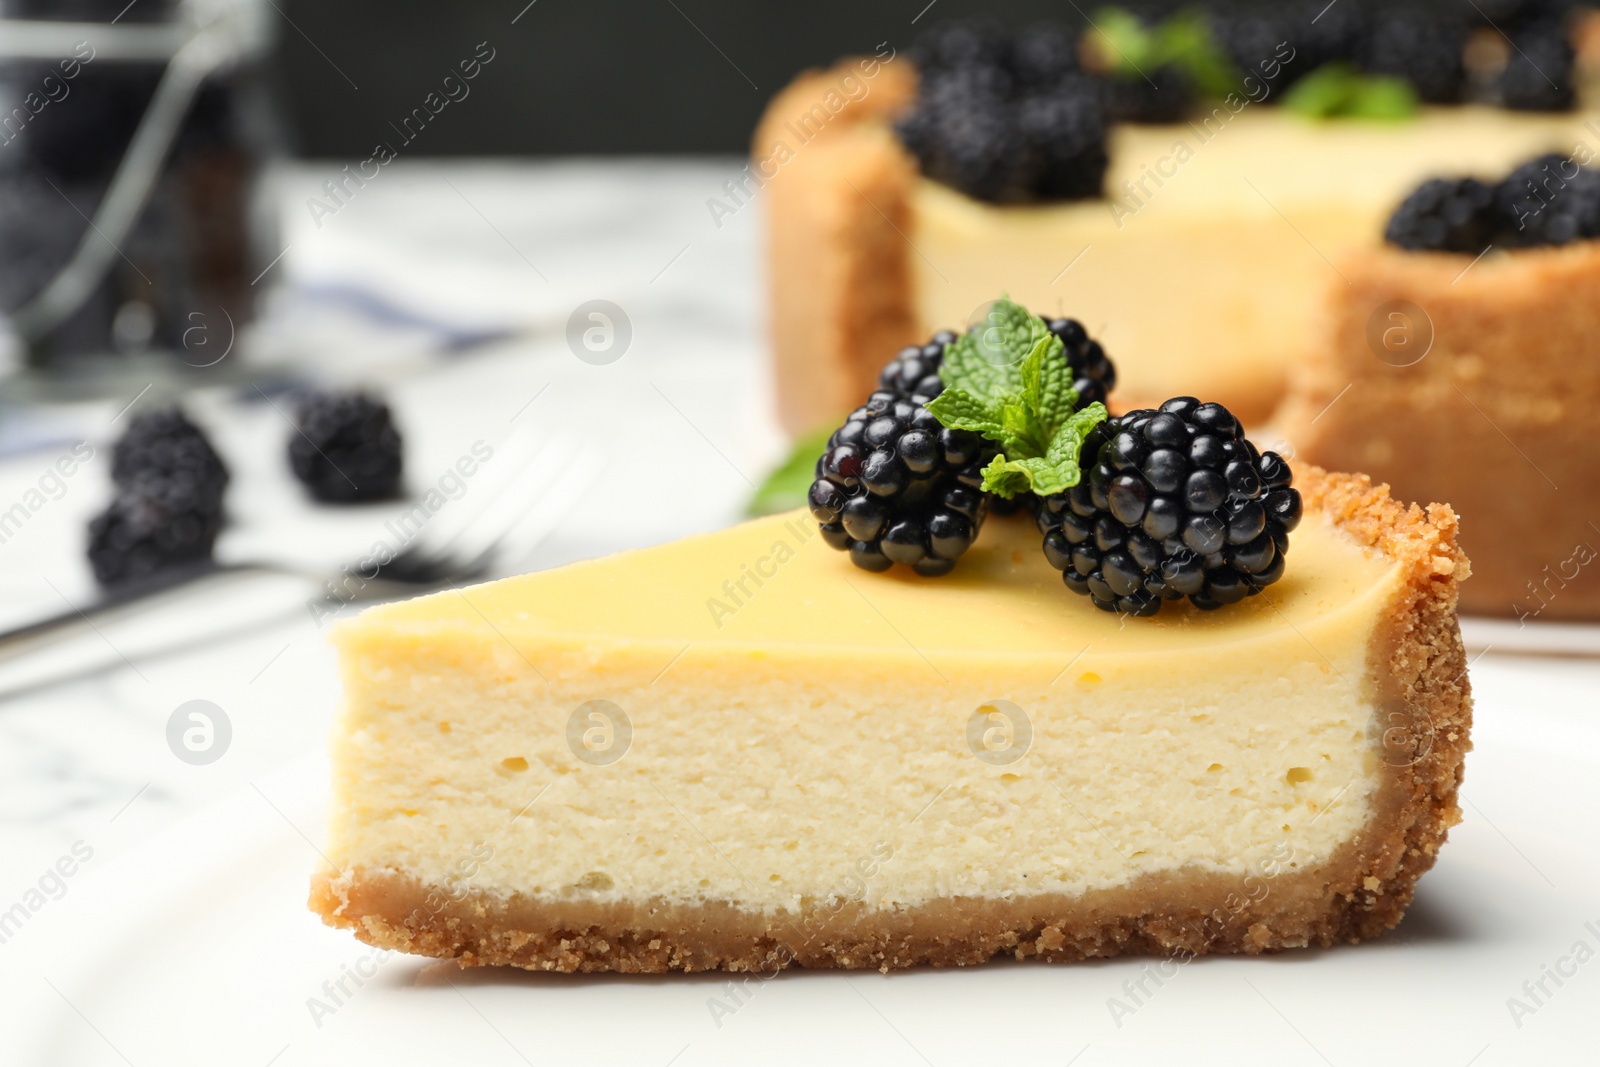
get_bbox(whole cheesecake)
[759,58,1590,434]
[310,466,1471,972]
[1282,240,1600,620]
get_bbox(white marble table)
[0,157,784,902]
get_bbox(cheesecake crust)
[756,58,920,435]
[310,468,1472,972]
[1282,242,1600,618]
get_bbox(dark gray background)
[268,0,1103,157]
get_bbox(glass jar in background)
[0,0,280,381]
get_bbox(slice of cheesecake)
[758,58,1590,433]
[1281,242,1600,620]
[311,466,1471,972]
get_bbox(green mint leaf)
[925,388,1007,439]
[936,296,1052,408]
[1047,402,1110,470]
[1089,7,1155,73]
[982,403,1109,499]
[931,295,1110,500]
[1150,10,1240,98]
[968,297,1052,389]
[1344,76,1418,119]
[1282,63,1357,117]
[1283,63,1418,120]
[979,457,1034,499]
[938,329,1011,403]
[1021,333,1072,432]
[1092,8,1240,97]
[1001,399,1033,445]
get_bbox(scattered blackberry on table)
[1036,397,1300,615]
[1496,153,1600,246]
[1383,178,1500,253]
[87,476,223,587]
[1495,22,1576,111]
[111,407,229,504]
[1360,8,1469,104]
[810,354,993,576]
[89,406,228,587]
[1041,315,1118,408]
[289,391,404,503]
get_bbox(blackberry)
[111,407,229,506]
[1207,5,1294,87]
[896,70,1032,203]
[877,330,956,403]
[1299,0,1369,75]
[1037,397,1300,615]
[289,391,404,503]
[1360,8,1469,104]
[1013,22,1081,89]
[1496,153,1600,246]
[1383,178,1499,253]
[87,476,222,587]
[809,379,991,577]
[1495,22,1576,111]
[1208,2,1364,92]
[1018,77,1109,198]
[1473,0,1576,32]
[897,33,1109,203]
[909,18,1015,77]
[1107,64,1196,124]
[1042,316,1118,408]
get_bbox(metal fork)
[0,430,606,661]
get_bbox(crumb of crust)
[1294,465,1471,588]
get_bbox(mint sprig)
[1089,6,1241,99]
[926,298,1109,499]
[1281,63,1418,120]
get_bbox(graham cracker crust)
[756,58,920,435]
[310,469,1473,973]
[1282,242,1600,619]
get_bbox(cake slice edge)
[309,467,1472,973]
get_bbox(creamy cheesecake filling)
[910,106,1589,420]
[326,509,1400,915]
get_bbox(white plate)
[1461,616,1600,657]
[3,656,1598,1067]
